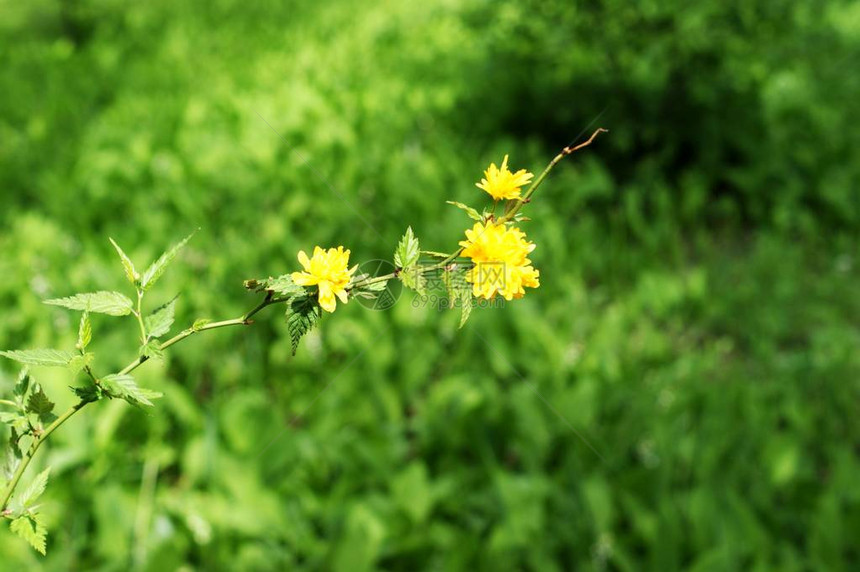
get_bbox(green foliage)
[109,238,139,284]
[446,201,482,221]
[144,298,177,339]
[395,227,428,295]
[264,274,305,299]
[100,374,162,407]
[393,226,420,269]
[26,387,55,423]
[12,468,50,512]
[9,514,47,555]
[0,349,76,367]
[43,291,133,317]
[140,232,195,292]
[349,274,390,302]
[285,295,322,356]
[67,352,95,374]
[13,370,30,399]
[70,385,101,403]
[443,266,472,328]
[138,340,164,360]
[398,266,427,296]
[76,312,92,351]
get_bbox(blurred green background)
[1,0,859,569]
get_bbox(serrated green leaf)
[394,226,420,269]
[0,412,29,433]
[44,291,133,317]
[285,296,321,356]
[26,388,54,419]
[350,290,377,300]
[192,318,211,331]
[139,340,164,360]
[10,515,47,555]
[0,350,76,368]
[100,374,162,407]
[67,353,94,374]
[398,266,427,295]
[443,267,473,328]
[3,436,22,482]
[109,237,139,284]
[351,273,389,293]
[13,369,30,398]
[70,385,102,403]
[76,312,92,351]
[13,468,50,512]
[144,297,177,339]
[265,274,305,298]
[364,279,389,292]
[446,201,482,221]
[458,287,473,329]
[140,231,195,291]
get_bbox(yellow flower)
[291,246,357,313]
[459,222,540,300]
[476,154,534,200]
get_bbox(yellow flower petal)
[291,271,316,286]
[291,245,355,312]
[459,222,540,300]
[475,154,533,200]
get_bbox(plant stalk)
[0,293,279,512]
[1,400,86,512]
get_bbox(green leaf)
[265,274,305,299]
[76,312,92,351]
[14,468,50,510]
[67,353,95,374]
[10,515,47,555]
[421,250,451,259]
[13,369,31,398]
[139,340,164,360]
[446,201,482,221]
[44,291,133,317]
[363,279,389,292]
[350,273,389,294]
[458,286,473,329]
[0,412,29,433]
[3,436,22,482]
[26,388,54,420]
[394,226,420,269]
[285,296,321,356]
[192,318,212,332]
[144,297,177,339]
[100,374,162,407]
[109,237,139,284]
[140,231,196,291]
[0,350,76,368]
[398,265,427,295]
[444,268,473,328]
[70,385,101,403]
